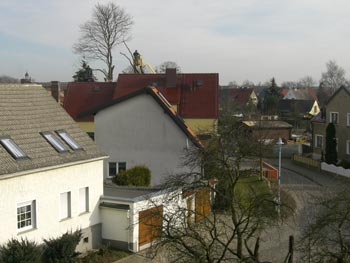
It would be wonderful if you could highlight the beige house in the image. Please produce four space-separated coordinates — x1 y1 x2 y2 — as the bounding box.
311 86 350 161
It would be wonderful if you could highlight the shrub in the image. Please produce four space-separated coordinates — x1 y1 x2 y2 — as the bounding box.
113 165 151 187
113 170 128 185
42 230 82 263
0 238 41 263
339 159 350 169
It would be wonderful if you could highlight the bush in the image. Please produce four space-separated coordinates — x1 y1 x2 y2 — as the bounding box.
113 165 151 186
0 238 41 263
42 230 82 263
339 159 350 169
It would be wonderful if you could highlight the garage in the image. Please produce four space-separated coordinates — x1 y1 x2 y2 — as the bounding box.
139 206 163 248
195 187 211 222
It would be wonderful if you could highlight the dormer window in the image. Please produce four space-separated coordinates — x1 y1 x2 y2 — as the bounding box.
56 130 82 150
41 132 67 153
0 137 27 159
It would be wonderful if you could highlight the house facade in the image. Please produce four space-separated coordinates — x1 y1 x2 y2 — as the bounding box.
311 86 350 161
82 87 202 186
112 70 219 135
0 84 107 251
219 87 258 116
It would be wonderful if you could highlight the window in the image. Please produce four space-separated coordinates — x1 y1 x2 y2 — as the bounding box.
41 132 67 153
108 162 126 177
56 130 82 150
347 113 350 127
60 192 71 220
17 200 36 231
79 187 89 213
315 135 323 148
330 112 339 124
347 140 350 155
0 137 27 159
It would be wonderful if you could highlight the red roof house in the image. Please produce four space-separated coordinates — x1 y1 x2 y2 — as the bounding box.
113 70 219 119
63 82 115 121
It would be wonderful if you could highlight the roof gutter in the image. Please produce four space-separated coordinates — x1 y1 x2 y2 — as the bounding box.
0 156 108 181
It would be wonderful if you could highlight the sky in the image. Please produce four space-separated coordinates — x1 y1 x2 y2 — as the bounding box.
1 0 350 85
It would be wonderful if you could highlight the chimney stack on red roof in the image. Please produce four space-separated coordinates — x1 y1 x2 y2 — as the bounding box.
165 68 177 88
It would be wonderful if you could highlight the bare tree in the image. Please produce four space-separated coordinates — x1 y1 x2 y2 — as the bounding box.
299 189 350 262
148 116 292 262
320 60 347 95
156 61 181 73
73 2 133 81
298 76 315 88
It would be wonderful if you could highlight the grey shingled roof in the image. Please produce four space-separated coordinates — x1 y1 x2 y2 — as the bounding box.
0 84 106 176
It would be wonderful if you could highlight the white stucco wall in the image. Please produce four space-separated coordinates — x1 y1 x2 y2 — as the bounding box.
0 159 104 249
101 189 190 252
100 207 129 243
95 94 196 186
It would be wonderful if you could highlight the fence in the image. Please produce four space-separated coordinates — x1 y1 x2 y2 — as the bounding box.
292 154 320 170
262 161 278 181
321 162 350 178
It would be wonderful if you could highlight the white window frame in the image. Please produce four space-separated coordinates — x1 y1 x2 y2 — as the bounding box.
17 200 36 232
1 137 27 159
347 113 350 127
41 132 67 153
347 140 350 155
56 130 82 150
315 134 323 148
59 192 71 220
330 112 339 124
108 162 126 178
79 187 89 214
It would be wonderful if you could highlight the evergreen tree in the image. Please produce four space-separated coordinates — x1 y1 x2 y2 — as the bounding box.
325 122 337 164
263 77 281 114
72 60 96 82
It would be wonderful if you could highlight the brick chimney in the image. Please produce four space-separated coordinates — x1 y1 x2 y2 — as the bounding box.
165 68 177 88
51 81 60 103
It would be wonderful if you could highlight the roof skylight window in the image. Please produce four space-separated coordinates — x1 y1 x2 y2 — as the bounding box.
0 138 27 159
41 132 67 153
56 130 82 150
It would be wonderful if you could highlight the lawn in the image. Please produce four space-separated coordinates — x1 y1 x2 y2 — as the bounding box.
235 175 295 218
76 247 131 263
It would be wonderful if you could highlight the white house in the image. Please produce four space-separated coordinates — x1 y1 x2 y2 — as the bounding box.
81 87 203 186
0 84 107 252
100 183 212 252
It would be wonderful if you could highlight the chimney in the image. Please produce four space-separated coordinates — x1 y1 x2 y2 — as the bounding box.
51 81 60 103
165 68 177 88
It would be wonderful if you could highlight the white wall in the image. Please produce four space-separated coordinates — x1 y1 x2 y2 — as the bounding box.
101 189 189 252
95 94 196 186
101 207 129 242
0 160 104 250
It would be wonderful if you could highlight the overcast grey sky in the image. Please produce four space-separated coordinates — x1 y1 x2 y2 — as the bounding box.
1 0 349 85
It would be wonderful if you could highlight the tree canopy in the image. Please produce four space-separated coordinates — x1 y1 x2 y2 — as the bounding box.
73 2 133 81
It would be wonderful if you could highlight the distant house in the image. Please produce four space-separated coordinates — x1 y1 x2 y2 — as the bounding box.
80 87 202 186
242 120 293 142
114 70 219 135
311 86 350 161
219 87 258 116
0 84 107 251
278 99 320 119
283 87 318 101
63 82 116 138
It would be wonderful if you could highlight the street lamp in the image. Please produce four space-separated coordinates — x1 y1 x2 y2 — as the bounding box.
276 137 284 216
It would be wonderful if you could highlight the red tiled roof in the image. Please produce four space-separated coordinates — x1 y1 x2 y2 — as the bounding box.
114 73 219 118
63 82 116 121
224 88 254 107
